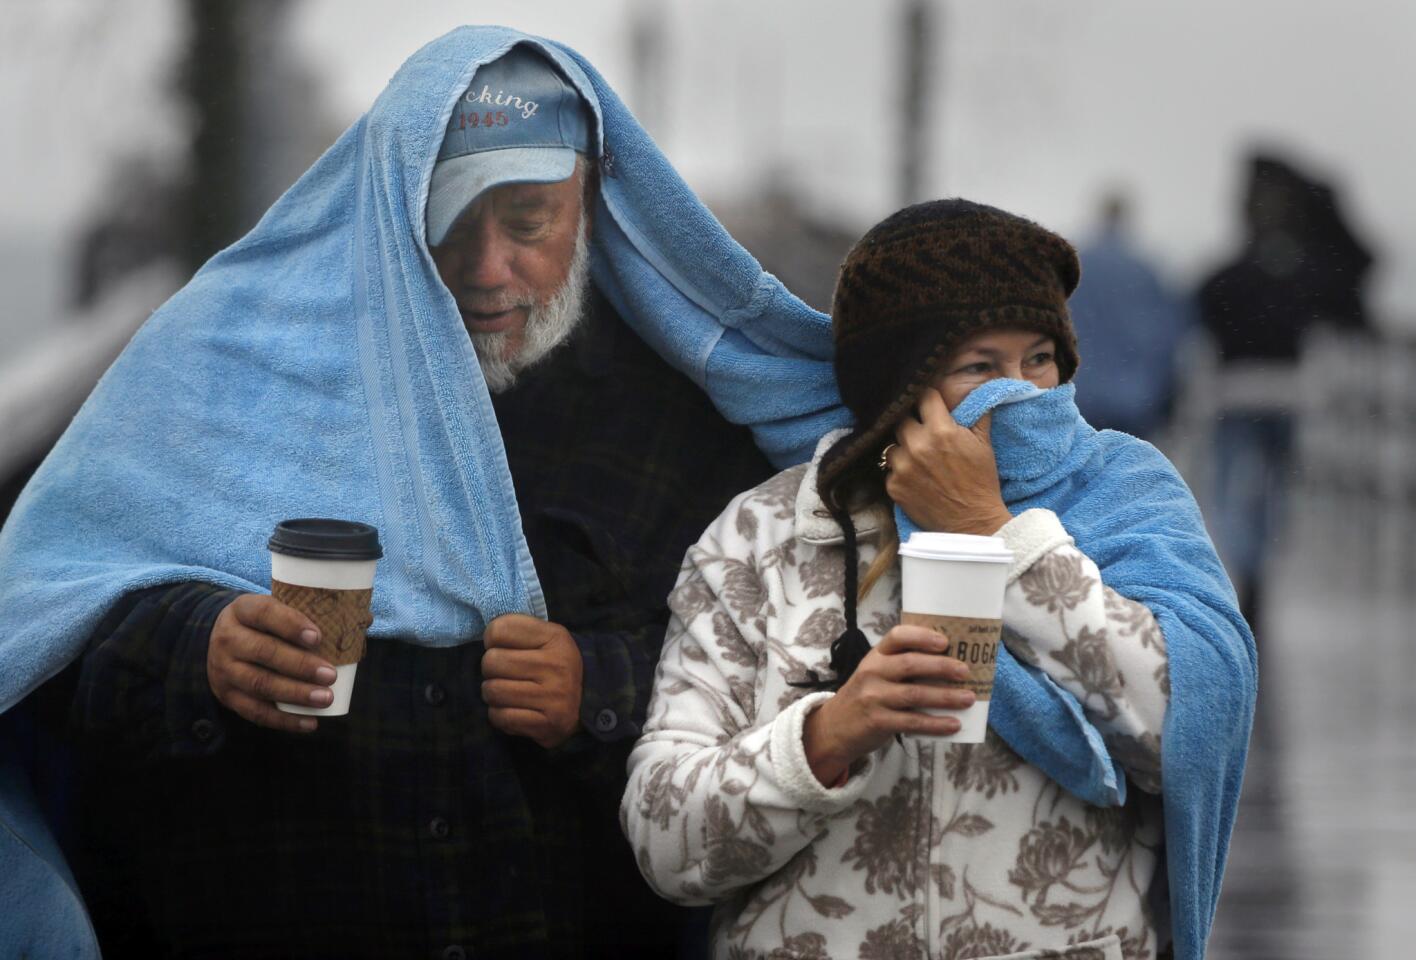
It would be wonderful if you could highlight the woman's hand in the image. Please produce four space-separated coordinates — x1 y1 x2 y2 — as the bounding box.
802 625 977 786
884 387 1012 536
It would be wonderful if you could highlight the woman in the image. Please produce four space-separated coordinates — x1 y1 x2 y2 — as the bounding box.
622 200 1256 960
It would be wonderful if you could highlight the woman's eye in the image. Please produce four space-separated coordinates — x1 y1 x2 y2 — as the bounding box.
1028 352 1054 366
961 362 992 375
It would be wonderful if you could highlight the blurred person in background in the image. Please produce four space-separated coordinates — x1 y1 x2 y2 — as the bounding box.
1070 190 1192 442
624 200 1255 960
1197 152 1374 631
0 28 850 959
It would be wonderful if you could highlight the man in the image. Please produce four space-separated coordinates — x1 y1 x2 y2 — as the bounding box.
0 31 846 959
1068 190 1191 442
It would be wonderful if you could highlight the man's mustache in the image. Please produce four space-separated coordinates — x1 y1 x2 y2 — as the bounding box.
457 290 539 313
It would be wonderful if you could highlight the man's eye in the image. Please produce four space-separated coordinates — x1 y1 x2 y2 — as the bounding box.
437 226 469 246
508 220 548 235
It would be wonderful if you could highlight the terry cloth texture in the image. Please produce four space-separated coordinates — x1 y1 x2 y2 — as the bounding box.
824 199 1080 487
0 727 100 960
894 378 1257 960
0 26 849 717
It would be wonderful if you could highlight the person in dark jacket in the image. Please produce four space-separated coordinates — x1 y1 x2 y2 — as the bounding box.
1198 151 1374 630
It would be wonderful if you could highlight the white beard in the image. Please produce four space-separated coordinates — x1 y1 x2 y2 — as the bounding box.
469 217 591 394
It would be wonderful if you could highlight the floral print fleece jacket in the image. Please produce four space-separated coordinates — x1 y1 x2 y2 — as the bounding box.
623 432 1172 960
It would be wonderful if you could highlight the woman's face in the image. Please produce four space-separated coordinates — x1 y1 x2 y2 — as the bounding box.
931 328 1060 410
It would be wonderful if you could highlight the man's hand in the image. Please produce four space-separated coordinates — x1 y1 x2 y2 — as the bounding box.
208 594 338 733
481 614 584 749
885 388 1013 536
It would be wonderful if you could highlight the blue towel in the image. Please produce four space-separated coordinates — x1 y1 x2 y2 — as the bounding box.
0 714 100 960
895 379 1256 960
0 26 850 717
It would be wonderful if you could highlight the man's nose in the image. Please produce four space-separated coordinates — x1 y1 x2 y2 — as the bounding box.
460 223 516 290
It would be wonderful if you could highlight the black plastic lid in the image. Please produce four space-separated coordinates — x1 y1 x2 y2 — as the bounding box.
268 519 383 561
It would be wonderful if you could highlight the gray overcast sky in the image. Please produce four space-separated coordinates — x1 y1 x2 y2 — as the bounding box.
5 0 1414 332
289 0 1416 328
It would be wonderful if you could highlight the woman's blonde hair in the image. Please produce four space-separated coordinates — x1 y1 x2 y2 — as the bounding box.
858 510 899 604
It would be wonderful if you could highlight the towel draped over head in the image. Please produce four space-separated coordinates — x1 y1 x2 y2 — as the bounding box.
0 25 851 715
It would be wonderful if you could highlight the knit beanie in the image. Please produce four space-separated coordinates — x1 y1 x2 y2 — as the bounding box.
820 198 1081 493
795 199 1080 693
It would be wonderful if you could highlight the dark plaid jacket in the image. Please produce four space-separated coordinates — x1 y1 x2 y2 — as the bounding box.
68 291 773 960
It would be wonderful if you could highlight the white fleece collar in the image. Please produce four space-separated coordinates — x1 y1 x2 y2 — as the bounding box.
794 429 888 545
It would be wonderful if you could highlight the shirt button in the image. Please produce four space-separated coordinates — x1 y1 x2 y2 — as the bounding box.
191 718 216 743
442 946 467 960
594 708 617 733
423 682 446 706
428 816 450 840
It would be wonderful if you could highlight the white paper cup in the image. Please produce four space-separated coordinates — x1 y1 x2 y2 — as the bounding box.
267 519 381 718
897 531 1012 742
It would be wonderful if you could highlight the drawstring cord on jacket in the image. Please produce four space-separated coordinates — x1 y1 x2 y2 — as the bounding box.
790 504 872 693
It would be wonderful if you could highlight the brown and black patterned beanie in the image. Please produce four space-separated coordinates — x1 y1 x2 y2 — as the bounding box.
821 198 1081 491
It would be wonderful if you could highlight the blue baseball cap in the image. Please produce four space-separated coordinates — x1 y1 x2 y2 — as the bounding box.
426 47 593 246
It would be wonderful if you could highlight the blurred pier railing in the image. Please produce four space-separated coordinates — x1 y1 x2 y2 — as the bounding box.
0 264 180 516
1294 326 1416 593
1167 323 1416 592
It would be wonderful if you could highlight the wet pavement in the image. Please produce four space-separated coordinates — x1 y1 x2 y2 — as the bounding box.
1207 492 1416 958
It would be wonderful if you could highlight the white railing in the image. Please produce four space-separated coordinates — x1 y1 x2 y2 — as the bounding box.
1293 326 1416 594
1163 323 1416 595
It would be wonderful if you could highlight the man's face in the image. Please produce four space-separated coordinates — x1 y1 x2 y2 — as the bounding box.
430 168 589 389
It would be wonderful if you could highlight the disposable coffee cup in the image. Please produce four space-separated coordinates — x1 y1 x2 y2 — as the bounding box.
267 519 382 717
897 531 1013 743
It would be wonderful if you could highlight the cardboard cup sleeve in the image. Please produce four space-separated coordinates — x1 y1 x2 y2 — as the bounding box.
270 581 374 667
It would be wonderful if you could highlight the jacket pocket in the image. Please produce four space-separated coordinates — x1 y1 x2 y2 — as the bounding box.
525 506 635 628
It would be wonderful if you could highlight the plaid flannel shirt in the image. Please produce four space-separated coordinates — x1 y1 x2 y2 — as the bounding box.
69 291 773 959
